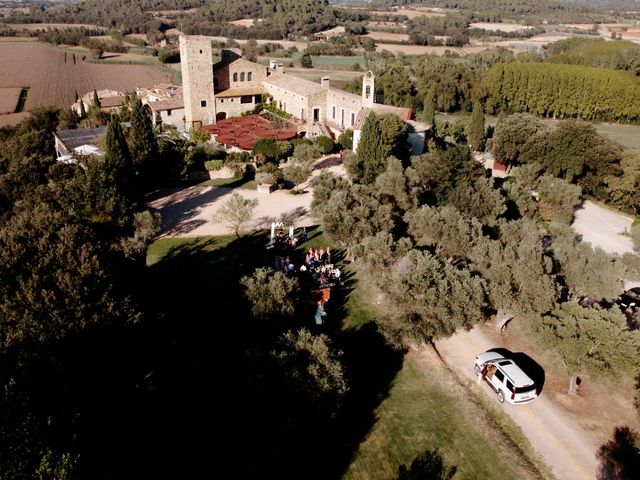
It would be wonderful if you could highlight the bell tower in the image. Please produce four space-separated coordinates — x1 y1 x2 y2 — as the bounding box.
179 35 217 130
362 70 375 107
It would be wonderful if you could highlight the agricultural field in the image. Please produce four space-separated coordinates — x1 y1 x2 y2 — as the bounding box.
368 8 446 19
0 22 107 31
0 87 22 114
363 31 410 42
469 22 533 32
0 42 172 125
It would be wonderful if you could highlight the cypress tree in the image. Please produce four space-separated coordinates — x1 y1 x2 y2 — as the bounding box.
74 90 79 102
421 89 435 128
79 99 86 119
357 112 386 184
93 88 101 108
129 96 158 169
467 102 485 151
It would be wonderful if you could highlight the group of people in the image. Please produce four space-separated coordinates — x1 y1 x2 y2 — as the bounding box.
266 227 343 326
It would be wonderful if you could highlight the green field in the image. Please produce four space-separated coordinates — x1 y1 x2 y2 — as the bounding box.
147 230 545 479
436 112 640 151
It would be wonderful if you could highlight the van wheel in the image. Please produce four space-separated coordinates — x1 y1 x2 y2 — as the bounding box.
474 365 480 376
497 390 505 403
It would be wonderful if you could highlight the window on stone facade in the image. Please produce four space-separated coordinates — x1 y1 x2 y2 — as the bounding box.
351 112 355 126
233 73 238 82
332 105 336 119
248 72 252 81
201 100 207 107
240 72 245 81
365 85 371 99
199 50 202 54
167 109 172 116
241 95 252 104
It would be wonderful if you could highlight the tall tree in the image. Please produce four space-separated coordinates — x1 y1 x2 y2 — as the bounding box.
129 96 158 170
92 88 101 108
491 113 544 166
79 99 86 119
353 112 386 184
466 101 485 151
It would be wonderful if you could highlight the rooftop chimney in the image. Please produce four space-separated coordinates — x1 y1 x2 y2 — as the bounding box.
321 77 330 89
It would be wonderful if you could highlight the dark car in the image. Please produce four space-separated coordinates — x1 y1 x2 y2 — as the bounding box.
617 287 640 311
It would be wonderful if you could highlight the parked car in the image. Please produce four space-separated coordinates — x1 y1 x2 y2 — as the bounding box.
617 287 640 312
474 351 537 405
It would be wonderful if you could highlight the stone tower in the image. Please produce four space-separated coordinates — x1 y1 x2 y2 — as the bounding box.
179 35 217 130
362 70 375 107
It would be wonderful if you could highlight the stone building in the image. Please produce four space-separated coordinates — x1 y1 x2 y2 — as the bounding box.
179 35 428 154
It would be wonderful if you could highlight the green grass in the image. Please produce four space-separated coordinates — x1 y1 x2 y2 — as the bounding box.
311 55 365 67
195 176 256 189
343 355 543 480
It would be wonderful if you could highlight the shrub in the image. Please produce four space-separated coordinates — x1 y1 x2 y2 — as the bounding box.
338 129 353 150
256 172 277 185
293 143 322 162
253 137 280 162
158 48 180 64
315 136 334 154
204 159 224 171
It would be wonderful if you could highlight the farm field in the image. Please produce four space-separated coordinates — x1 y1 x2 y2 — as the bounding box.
469 22 532 32
375 43 490 55
0 23 106 31
368 8 445 19
363 31 410 42
0 87 22 114
0 42 172 125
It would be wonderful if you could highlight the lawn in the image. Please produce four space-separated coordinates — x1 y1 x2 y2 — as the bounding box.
146 230 544 479
195 175 256 189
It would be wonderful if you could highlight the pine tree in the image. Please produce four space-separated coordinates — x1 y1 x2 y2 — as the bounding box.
466 102 485 151
93 88 101 108
74 90 79 102
129 96 158 168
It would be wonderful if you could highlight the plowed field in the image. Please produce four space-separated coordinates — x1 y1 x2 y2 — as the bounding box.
0 42 172 124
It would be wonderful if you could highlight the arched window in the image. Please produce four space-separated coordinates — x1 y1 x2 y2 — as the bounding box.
240 72 245 82
233 72 238 82
248 72 253 81
365 85 371 99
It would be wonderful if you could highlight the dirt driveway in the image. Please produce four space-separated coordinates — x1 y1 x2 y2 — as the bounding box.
148 156 345 237
572 201 634 255
435 327 599 480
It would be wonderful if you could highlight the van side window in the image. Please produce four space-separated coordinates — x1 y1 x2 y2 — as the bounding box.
506 380 514 392
495 370 504 382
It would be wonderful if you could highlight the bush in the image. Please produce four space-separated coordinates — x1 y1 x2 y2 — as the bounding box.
293 143 322 162
256 172 277 185
204 159 224 171
158 48 180 64
253 137 280 163
338 129 353 150
315 136 334 154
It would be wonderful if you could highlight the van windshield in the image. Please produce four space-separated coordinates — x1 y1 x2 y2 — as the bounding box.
514 385 535 394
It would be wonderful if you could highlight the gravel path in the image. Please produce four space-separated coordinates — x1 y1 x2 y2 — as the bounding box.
572 201 634 255
435 327 599 480
148 157 345 237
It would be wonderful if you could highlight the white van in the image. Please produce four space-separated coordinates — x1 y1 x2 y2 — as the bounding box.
474 351 538 405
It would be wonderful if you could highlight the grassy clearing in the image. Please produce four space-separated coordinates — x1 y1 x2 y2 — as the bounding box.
343 353 546 480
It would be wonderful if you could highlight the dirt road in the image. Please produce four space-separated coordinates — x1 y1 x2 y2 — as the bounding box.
435 327 599 480
572 201 634 255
